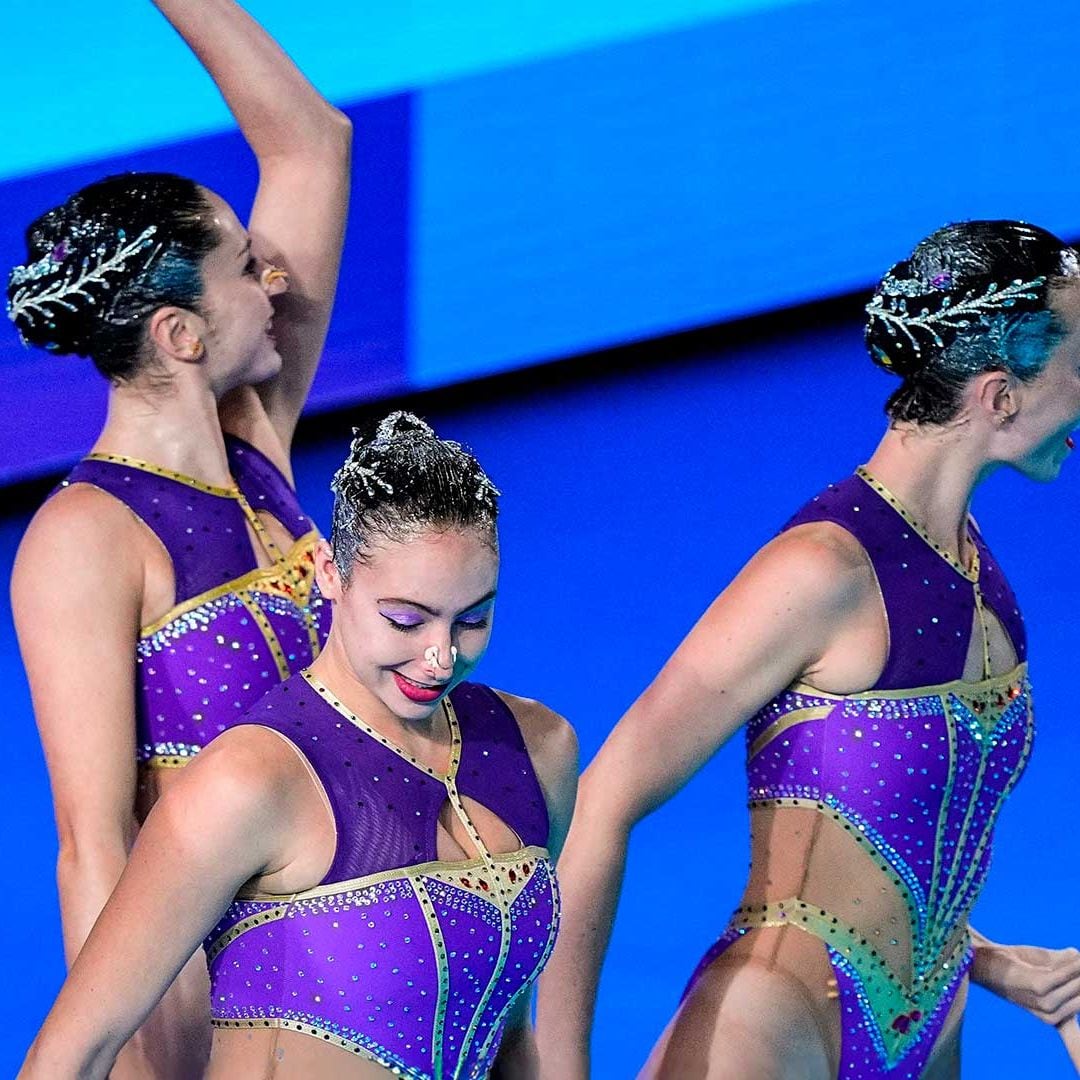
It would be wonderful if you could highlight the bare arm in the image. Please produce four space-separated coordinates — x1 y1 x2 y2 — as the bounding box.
152 0 352 464
18 727 305 1079
534 526 881 1078
13 489 143 966
14 487 223 1076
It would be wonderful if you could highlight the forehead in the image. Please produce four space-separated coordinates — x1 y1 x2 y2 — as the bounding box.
1050 274 1080 331
198 187 246 252
353 527 498 592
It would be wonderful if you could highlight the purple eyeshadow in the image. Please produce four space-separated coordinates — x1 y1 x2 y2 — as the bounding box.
379 610 424 626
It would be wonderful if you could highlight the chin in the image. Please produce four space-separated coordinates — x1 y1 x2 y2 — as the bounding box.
1013 456 1064 484
250 347 284 385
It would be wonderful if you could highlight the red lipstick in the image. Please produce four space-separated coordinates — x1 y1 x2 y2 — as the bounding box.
392 671 446 704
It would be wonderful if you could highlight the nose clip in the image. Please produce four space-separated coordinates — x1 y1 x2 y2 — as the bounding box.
262 265 289 294
423 645 458 671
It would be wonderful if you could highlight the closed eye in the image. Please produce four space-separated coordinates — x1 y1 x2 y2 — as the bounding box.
455 615 490 630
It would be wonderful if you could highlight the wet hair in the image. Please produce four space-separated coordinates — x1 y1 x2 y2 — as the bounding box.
6 172 218 381
330 411 501 581
865 220 1080 425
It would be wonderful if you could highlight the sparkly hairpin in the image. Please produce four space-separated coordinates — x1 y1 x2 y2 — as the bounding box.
475 475 501 504
866 275 1046 360
7 225 160 332
332 460 394 501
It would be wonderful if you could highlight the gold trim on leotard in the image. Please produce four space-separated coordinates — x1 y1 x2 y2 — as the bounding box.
855 466 979 582
301 670 461 782
748 705 834 761
138 529 320 638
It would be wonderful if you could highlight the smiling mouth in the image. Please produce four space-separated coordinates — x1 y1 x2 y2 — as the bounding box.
396 672 444 690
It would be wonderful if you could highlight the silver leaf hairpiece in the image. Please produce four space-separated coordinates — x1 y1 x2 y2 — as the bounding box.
866 275 1046 358
7 225 161 331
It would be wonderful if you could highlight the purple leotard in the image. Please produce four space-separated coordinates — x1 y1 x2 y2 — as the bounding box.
205 673 558 1078
59 435 328 767
686 469 1033 1078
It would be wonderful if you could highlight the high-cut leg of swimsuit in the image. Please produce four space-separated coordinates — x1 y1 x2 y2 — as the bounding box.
205 673 559 1079
685 469 1033 1078
59 435 329 768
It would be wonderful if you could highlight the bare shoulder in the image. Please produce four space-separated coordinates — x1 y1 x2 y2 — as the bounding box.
491 690 578 855
18 482 142 558
193 723 310 788
492 690 578 777
12 483 145 604
169 724 311 820
747 520 878 612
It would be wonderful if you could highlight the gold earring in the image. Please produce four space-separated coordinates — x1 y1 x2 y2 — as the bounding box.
189 340 205 359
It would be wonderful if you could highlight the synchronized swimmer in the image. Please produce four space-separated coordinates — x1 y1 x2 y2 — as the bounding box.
8 4 1080 1078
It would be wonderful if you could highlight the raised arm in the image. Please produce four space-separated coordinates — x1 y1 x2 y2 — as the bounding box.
18 727 305 1079
534 525 883 1078
152 0 352 461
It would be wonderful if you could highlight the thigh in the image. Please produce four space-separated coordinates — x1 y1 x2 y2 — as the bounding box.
639 928 839 1080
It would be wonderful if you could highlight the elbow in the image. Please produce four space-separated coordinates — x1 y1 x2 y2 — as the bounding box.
559 801 630 873
54 818 135 892
574 770 635 841
327 105 353 140
310 103 353 157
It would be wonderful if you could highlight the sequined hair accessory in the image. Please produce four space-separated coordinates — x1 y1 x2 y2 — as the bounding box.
330 411 501 581
7 225 161 346
866 272 1046 375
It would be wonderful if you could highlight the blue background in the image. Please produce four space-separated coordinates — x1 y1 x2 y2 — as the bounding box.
6 0 1080 481
3 1 1080 1076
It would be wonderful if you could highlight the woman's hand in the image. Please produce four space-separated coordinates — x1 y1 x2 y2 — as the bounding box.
971 932 1080 1026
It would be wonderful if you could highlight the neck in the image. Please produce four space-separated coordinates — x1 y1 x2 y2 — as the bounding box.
863 423 994 564
307 629 444 738
93 370 232 486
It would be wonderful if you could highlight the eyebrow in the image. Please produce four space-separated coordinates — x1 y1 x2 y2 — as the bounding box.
376 590 497 617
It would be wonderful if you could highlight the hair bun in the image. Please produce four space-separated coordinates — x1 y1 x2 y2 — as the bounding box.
865 276 934 381
375 411 435 442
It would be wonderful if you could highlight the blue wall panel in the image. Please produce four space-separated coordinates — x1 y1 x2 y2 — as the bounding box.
411 0 1080 385
6 2 1080 480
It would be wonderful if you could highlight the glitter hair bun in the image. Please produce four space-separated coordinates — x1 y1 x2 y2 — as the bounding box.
330 411 500 578
6 173 217 379
864 221 1079 425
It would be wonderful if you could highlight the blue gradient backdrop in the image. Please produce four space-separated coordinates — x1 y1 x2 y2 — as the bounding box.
6 0 1080 480
3 1 1080 1075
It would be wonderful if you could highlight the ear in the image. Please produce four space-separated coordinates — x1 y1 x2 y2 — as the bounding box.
146 306 206 363
314 538 345 601
970 370 1019 426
